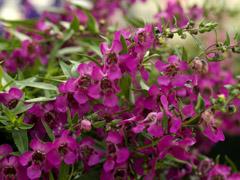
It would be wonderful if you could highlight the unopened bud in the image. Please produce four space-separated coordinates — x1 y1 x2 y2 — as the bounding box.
216 94 226 105
227 105 237 113
191 57 208 74
190 29 198 35
81 119 92 131
181 33 187 39
154 27 161 35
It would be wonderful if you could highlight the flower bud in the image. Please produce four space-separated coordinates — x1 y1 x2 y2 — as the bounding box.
154 27 161 36
190 29 198 35
227 104 237 114
181 33 187 39
191 57 208 74
158 37 165 44
216 94 226 106
81 119 92 131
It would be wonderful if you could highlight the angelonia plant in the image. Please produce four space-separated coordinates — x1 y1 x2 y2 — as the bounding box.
1 0 240 179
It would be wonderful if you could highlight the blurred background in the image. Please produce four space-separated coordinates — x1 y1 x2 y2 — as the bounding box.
1 0 240 33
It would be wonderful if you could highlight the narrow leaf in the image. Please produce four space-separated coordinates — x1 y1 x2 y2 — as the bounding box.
120 35 128 54
70 16 79 32
25 97 56 103
12 130 28 153
195 94 205 113
42 120 55 141
86 12 99 33
59 61 72 78
59 163 70 180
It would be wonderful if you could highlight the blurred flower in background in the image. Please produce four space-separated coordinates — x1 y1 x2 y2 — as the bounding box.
0 0 63 19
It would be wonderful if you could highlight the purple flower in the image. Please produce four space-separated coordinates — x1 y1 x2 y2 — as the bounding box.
201 109 225 143
25 102 67 138
88 66 120 107
229 173 240 180
207 165 231 180
101 163 128 180
100 32 123 80
22 0 39 19
155 3 186 27
78 137 102 168
0 87 23 109
19 139 52 179
102 131 130 176
133 25 154 55
0 144 12 157
47 131 77 168
132 112 164 138
3 50 24 73
0 156 27 180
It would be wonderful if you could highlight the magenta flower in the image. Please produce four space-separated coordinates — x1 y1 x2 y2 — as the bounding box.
100 32 124 80
78 137 102 168
132 112 164 138
0 156 27 180
47 131 77 168
25 102 67 138
134 25 154 54
0 87 23 109
103 131 130 176
19 139 52 179
0 144 12 157
88 66 120 107
201 109 225 143
155 0 193 27
207 165 231 180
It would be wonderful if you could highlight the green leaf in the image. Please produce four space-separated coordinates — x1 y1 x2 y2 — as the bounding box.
162 113 168 132
19 123 34 130
225 155 238 172
17 81 58 91
80 41 102 57
42 120 55 141
99 35 110 44
143 54 160 63
79 166 101 180
49 29 74 61
57 46 83 56
119 75 131 100
0 18 36 27
125 17 145 28
234 32 240 42
8 29 31 41
93 121 106 128
12 103 33 115
59 163 70 180
120 35 128 54
224 32 230 46
59 61 72 78
173 16 178 28
25 97 56 103
77 53 101 66
14 77 36 89
49 172 55 180
70 0 92 9
140 79 149 91
12 130 28 153
181 47 188 61
86 12 99 34
70 16 79 32
195 94 205 113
